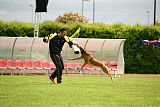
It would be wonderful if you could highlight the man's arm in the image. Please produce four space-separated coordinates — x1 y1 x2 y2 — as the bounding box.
64 36 74 47
43 33 57 43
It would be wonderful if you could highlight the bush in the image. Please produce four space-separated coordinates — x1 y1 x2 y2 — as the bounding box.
0 20 7 36
0 20 34 37
0 20 160 74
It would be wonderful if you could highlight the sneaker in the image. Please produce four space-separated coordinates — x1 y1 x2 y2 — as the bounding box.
49 76 56 84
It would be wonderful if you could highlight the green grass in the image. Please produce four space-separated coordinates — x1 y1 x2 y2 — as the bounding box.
0 76 160 107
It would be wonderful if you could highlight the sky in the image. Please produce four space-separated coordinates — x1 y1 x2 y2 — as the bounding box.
0 0 159 25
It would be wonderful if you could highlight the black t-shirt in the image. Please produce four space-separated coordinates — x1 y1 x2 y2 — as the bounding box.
49 34 66 55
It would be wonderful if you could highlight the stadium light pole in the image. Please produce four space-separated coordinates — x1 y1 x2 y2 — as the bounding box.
30 4 33 24
82 0 90 19
93 0 95 23
146 10 149 25
154 0 156 25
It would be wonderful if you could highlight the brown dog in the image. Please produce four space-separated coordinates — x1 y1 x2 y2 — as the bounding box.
69 46 114 82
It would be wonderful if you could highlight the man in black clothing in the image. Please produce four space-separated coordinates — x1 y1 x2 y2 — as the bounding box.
43 28 73 84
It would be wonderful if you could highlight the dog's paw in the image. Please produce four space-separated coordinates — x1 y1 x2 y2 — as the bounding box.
68 58 73 60
112 79 114 83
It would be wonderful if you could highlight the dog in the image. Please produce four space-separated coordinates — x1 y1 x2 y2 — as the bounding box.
69 46 114 82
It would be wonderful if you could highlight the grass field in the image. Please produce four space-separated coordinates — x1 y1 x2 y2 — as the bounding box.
0 76 160 107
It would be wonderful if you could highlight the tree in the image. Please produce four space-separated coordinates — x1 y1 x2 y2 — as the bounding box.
55 12 88 24
155 19 160 26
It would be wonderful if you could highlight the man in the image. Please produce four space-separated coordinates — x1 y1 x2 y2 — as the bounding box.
43 28 73 84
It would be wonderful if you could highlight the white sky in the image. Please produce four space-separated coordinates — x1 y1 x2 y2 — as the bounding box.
0 0 159 25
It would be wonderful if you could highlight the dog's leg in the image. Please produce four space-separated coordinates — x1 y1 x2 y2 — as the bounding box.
80 62 87 76
100 64 114 82
68 56 82 60
81 62 87 69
